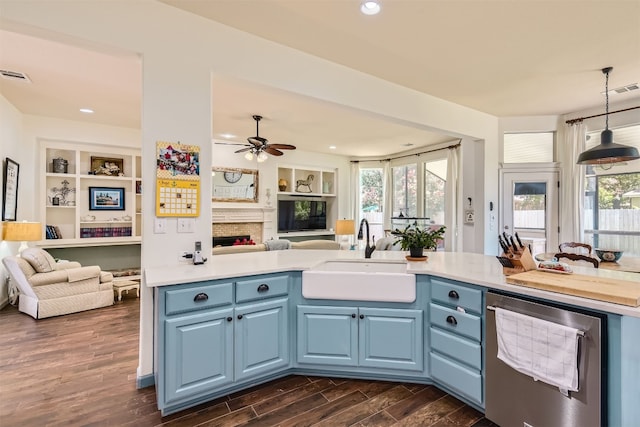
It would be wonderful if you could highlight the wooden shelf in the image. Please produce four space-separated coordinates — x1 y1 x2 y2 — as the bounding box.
40 140 142 244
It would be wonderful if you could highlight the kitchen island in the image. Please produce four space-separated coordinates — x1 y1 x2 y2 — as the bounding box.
147 250 639 425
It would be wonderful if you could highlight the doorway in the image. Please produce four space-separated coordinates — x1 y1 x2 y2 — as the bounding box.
500 170 559 256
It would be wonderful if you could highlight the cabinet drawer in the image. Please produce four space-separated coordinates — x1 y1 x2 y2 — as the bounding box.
430 327 481 370
236 274 289 303
430 352 482 405
165 281 233 316
430 303 481 342
431 278 483 313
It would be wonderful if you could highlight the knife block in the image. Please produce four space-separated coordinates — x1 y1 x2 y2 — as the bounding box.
501 246 537 276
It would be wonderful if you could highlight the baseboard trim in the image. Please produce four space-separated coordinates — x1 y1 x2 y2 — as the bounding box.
137 373 155 389
0 297 8 311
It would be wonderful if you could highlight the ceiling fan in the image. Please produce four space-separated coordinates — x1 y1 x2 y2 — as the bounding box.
222 115 296 161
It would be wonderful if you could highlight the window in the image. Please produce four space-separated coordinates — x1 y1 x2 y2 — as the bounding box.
513 182 546 230
393 164 417 217
424 159 447 224
504 132 554 163
584 171 640 256
583 124 640 256
359 167 384 241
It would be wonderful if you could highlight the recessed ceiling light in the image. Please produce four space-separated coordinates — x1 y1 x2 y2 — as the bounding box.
329 145 337 150
219 133 236 139
361 1 381 15
79 108 94 114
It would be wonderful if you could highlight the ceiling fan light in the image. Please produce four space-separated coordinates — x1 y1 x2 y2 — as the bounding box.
244 151 254 161
361 1 381 15
257 151 268 162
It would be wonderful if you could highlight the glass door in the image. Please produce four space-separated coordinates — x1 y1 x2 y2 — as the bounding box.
501 171 559 256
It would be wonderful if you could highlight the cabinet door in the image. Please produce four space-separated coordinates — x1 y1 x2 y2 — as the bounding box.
297 305 358 367
234 298 289 382
359 307 423 371
164 308 233 404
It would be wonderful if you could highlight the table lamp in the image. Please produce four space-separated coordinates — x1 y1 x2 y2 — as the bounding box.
335 219 355 250
2 221 42 254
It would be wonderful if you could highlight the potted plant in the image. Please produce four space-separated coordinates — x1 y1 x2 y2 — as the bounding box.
392 222 446 258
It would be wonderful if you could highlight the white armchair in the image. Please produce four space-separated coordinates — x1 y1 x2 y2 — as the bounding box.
2 248 114 319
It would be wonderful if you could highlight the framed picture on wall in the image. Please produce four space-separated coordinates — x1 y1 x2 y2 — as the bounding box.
89 187 125 210
2 157 19 221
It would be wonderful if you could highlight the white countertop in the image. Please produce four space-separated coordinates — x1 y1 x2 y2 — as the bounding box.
145 250 640 318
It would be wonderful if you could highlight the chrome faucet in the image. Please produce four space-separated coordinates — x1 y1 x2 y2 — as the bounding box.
357 218 376 258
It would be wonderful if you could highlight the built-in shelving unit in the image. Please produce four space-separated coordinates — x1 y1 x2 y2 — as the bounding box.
38 140 142 248
277 165 336 197
276 164 338 241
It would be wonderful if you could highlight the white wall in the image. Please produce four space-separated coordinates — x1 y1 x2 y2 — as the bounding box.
212 142 351 220
1 0 500 382
0 94 26 307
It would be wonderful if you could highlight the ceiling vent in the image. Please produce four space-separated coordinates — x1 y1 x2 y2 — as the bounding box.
0 69 31 83
602 83 638 96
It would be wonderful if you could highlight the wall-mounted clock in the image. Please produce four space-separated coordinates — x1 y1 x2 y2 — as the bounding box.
223 171 243 183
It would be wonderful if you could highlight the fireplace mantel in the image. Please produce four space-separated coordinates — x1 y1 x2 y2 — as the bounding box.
212 205 276 242
212 206 275 223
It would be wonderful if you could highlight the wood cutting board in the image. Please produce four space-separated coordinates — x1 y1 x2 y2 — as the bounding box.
505 270 640 307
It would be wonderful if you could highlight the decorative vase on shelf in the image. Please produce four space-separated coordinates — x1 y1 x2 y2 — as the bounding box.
278 179 288 192
323 181 331 194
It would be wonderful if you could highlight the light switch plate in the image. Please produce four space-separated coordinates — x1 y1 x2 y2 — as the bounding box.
154 217 167 234
177 218 195 233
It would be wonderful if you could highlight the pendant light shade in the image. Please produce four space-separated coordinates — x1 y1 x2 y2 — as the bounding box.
577 67 640 165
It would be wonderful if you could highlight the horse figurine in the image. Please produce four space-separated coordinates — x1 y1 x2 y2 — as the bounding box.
296 174 314 193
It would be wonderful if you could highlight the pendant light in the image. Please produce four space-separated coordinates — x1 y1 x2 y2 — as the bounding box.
577 67 640 165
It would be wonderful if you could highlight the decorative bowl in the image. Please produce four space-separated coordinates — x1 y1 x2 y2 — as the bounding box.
595 249 623 262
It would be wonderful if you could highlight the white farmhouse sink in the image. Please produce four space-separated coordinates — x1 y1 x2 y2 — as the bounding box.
312 260 408 273
302 260 415 303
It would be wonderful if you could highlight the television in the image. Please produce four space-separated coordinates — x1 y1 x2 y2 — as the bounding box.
278 200 327 232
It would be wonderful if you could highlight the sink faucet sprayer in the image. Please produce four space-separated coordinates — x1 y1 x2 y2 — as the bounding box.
357 219 376 258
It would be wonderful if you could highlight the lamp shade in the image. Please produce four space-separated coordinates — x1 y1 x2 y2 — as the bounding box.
577 67 640 165
576 129 640 165
335 219 355 235
3 221 42 242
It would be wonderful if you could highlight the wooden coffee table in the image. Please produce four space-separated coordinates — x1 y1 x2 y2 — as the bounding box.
112 280 140 301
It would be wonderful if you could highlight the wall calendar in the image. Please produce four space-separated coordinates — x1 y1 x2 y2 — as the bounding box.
155 142 200 217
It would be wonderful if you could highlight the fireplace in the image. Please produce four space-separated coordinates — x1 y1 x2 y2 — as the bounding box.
213 235 251 247
212 206 275 245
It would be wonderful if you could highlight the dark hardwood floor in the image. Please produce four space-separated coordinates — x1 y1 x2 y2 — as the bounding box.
0 295 497 427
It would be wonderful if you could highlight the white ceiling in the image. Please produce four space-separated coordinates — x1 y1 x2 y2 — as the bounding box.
1 1 639 157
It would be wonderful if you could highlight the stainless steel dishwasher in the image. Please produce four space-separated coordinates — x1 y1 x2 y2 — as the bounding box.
485 292 606 427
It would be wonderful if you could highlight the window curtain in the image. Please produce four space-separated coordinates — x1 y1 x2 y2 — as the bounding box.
382 160 392 232
558 122 586 244
350 162 361 225
444 146 460 251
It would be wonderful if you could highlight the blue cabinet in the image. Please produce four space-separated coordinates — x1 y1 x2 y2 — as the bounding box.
297 305 358 366
235 298 289 381
297 305 423 372
164 307 234 404
157 274 291 415
428 277 484 406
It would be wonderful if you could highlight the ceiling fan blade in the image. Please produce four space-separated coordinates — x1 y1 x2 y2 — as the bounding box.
268 144 296 150
234 147 253 153
248 136 267 147
215 142 248 146
264 147 284 156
